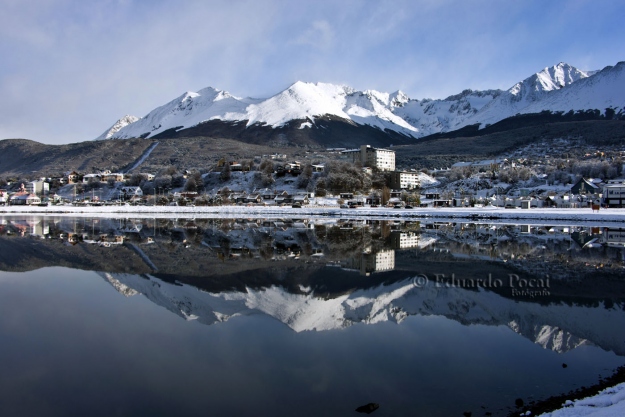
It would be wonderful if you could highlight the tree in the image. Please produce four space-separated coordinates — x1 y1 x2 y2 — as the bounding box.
84 177 101 192
242 159 254 172
186 171 204 191
171 174 185 188
155 175 172 191
126 173 146 186
382 186 390 205
605 107 615 120
297 164 313 189
184 177 198 192
260 159 274 175
371 171 388 189
220 161 231 182
219 186 231 205
323 161 370 193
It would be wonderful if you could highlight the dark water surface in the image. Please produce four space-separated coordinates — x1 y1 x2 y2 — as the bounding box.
1 216 624 416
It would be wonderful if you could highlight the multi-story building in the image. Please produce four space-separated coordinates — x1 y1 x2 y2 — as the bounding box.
390 171 422 189
25 180 49 196
603 182 625 208
342 145 395 171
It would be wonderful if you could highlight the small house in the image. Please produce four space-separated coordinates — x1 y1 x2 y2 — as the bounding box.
246 194 262 204
118 186 143 201
570 178 601 196
292 195 310 205
67 171 80 184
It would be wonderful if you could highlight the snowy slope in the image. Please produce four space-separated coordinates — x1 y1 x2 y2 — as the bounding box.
105 87 258 139
96 115 140 140
520 61 625 116
459 62 619 128
393 89 503 137
98 61 624 140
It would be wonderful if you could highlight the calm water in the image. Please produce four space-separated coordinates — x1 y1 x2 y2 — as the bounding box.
1 216 624 417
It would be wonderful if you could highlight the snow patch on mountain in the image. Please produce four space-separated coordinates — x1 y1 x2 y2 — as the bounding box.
394 89 504 136
459 62 593 128
99 61 624 141
520 61 625 116
106 87 258 139
96 115 140 140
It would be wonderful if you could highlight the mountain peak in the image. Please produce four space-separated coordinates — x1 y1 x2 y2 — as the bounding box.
390 90 410 107
98 59 624 142
507 62 588 101
95 114 140 140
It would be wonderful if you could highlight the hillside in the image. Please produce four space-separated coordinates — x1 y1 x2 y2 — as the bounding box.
0 136 307 178
0 138 152 178
3 117 625 178
394 119 625 169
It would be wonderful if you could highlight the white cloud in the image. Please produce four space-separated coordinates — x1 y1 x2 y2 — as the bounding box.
0 0 624 144
293 20 334 50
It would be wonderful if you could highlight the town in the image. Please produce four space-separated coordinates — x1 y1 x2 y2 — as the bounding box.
1 143 624 210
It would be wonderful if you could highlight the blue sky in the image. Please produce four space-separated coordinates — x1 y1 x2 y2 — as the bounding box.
1 0 624 144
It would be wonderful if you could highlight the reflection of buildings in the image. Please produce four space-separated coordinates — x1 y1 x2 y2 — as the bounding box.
9 217 50 237
341 249 395 276
389 231 436 250
604 228 625 248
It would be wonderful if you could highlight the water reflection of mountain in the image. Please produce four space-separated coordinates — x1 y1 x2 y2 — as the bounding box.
3 215 625 355
99 271 625 356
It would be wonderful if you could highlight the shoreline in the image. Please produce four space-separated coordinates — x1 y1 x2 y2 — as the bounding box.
509 366 625 417
1 205 625 224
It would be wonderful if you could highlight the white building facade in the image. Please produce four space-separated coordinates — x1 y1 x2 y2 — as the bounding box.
390 171 421 189
25 180 49 196
603 182 625 208
342 145 395 171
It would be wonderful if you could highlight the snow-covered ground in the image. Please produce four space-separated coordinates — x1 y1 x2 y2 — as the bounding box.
1 205 625 226
536 382 625 417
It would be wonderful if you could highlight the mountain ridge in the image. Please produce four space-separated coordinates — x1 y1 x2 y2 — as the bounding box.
99 61 625 145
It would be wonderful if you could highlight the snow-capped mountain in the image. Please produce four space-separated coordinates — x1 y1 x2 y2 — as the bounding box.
460 62 597 128
393 88 503 136
96 115 140 140
98 61 625 142
101 82 421 140
100 271 625 355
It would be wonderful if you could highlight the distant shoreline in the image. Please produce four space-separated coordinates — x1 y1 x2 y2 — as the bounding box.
1 205 625 224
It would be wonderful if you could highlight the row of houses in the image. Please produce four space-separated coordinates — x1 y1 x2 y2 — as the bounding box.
0 184 54 206
76 170 155 184
418 178 625 209
163 189 313 206
567 178 625 208
214 189 312 205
